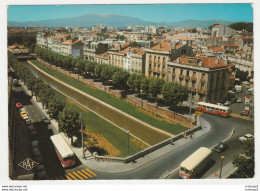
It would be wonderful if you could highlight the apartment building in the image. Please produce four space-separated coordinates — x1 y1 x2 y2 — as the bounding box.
36 32 48 48
144 41 193 80
212 25 235 37
122 47 145 74
83 42 109 61
50 34 71 54
166 56 233 102
60 39 85 58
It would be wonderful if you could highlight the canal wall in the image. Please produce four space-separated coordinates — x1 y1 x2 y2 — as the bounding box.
36 58 192 127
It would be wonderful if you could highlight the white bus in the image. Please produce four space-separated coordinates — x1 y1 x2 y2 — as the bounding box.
50 134 75 168
179 147 212 179
197 102 231 117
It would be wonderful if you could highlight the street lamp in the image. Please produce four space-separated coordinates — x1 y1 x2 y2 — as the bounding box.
127 131 130 156
80 112 84 159
219 156 225 179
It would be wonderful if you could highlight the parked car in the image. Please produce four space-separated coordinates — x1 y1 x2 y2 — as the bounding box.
34 164 48 180
245 106 250 111
241 110 249 116
231 98 238 103
20 111 29 120
16 102 23 109
214 142 228 153
246 85 250 89
244 94 250 99
224 101 231 106
237 98 242 103
42 116 50 124
25 119 32 125
31 140 39 149
239 134 254 142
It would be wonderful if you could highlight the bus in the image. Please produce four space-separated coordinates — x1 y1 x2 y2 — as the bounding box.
196 102 231 117
50 134 75 168
179 147 212 179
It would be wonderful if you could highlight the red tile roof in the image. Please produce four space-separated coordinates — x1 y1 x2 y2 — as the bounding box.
54 34 71 39
223 44 239 47
172 56 226 69
61 39 83 45
241 36 253 40
213 46 224 53
152 42 171 51
213 25 223 28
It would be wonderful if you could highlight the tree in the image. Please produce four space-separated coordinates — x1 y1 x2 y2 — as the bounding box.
135 75 144 95
229 22 253 33
162 82 189 111
100 65 119 84
149 78 165 101
112 70 130 90
140 77 150 96
235 69 249 82
127 73 137 91
85 61 96 77
58 106 81 145
232 139 254 178
47 96 65 120
94 64 105 79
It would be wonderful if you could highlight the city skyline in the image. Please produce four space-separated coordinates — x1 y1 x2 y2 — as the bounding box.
8 4 253 23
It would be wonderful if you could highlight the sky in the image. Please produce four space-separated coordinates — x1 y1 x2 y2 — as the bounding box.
7 4 253 23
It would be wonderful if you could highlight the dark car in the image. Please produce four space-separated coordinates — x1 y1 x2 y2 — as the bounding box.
42 116 50 124
241 110 249 116
214 142 228 153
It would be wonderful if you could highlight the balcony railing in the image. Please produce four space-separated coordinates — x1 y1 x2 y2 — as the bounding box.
201 78 205 84
179 74 184 80
191 76 196 82
185 76 190 81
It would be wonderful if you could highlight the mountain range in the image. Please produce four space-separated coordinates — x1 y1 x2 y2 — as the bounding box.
8 13 236 28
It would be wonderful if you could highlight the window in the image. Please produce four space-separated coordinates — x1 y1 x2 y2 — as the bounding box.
187 71 190 76
181 49 187 54
181 70 183 75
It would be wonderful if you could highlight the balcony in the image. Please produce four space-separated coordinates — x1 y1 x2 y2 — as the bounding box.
179 74 184 80
201 78 205 84
191 76 196 82
185 76 190 81
199 89 205 94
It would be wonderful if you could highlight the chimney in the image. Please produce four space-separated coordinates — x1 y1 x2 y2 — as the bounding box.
215 59 219 64
177 58 180 63
119 44 121 52
199 61 202 67
159 42 161 48
148 42 151 49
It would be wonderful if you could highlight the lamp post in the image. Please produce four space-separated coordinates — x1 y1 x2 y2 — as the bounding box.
219 156 225 179
127 131 130 156
80 112 84 159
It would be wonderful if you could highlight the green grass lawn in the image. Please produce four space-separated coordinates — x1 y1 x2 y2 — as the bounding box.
30 60 188 135
54 90 145 158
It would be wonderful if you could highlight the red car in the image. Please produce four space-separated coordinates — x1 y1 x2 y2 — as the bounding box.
244 94 250 99
16 102 23 109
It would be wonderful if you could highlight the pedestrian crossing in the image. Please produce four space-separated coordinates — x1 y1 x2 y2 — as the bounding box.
230 113 250 120
66 168 97 180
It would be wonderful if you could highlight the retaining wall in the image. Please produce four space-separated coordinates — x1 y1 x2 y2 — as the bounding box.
94 125 202 163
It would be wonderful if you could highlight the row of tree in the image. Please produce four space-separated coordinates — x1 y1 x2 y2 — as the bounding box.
34 46 189 110
9 53 81 145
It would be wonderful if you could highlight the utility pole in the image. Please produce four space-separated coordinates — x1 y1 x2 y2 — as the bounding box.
127 131 130 156
219 156 225 179
80 112 84 159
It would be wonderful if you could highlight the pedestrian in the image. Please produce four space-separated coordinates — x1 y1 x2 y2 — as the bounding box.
190 133 193 139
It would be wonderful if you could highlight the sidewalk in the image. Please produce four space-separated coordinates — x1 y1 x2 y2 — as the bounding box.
21 83 210 174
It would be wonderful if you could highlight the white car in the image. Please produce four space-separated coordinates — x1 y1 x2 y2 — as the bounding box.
245 106 250 110
239 134 254 142
237 98 242 103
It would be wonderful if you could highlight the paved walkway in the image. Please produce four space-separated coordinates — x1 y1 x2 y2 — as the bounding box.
21 81 236 178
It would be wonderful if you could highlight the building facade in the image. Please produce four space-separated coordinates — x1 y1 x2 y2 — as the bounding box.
166 56 233 103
